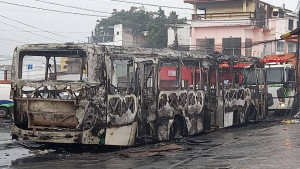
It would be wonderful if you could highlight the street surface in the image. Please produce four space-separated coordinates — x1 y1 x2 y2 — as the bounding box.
1 117 300 169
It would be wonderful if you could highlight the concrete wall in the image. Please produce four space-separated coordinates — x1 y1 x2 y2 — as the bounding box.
98 24 123 46
195 0 256 13
168 25 191 48
191 25 279 57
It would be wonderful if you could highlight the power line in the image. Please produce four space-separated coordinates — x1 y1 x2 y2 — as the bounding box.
110 0 193 10
0 20 64 42
0 37 27 44
33 0 112 14
0 14 84 42
0 1 110 17
0 30 90 34
86 0 192 15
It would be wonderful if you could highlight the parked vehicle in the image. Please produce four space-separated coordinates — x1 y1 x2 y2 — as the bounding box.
0 73 13 118
261 53 296 114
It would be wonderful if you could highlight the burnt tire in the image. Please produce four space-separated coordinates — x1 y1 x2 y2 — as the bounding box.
169 117 187 140
0 107 8 118
203 109 211 131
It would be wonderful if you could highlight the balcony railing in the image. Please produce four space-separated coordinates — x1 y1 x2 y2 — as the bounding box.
192 12 255 20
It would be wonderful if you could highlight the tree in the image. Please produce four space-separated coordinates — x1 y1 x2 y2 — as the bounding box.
94 7 187 49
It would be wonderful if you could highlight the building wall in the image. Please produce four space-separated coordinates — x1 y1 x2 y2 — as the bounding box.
168 25 191 49
195 0 256 13
97 24 123 46
188 0 298 58
191 25 282 57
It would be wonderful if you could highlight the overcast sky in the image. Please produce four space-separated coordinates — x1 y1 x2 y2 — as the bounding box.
0 0 298 62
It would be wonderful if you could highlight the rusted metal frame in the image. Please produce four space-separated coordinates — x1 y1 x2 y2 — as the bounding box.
113 99 121 113
45 56 50 80
177 59 182 90
139 61 150 136
263 68 268 117
18 55 24 79
14 97 76 102
144 67 153 88
26 98 31 128
126 97 134 111
140 63 145 112
216 67 220 97
53 57 57 81
126 61 131 93
199 61 204 90
109 54 154 60
105 54 111 124
206 67 210 97
192 67 196 91
80 58 84 81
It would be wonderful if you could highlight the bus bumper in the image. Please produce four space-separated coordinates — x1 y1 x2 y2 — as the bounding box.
11 122 137 146
11 125 100 144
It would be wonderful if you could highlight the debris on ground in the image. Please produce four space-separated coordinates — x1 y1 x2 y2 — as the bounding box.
187 139 212 144
119 144 185 158
281 119 300 125
30 149 55 155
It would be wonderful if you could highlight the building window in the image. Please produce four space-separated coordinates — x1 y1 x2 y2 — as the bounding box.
222 38 241 56
276 41 284 53
288 19 294 30
288 43 296 53
245 38 252 57
116 32 119 35
196 38 214 54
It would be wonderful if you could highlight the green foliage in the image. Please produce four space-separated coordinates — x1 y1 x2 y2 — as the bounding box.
94 7 186 49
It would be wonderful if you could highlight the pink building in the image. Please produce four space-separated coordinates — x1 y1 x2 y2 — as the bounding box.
184 0 298 57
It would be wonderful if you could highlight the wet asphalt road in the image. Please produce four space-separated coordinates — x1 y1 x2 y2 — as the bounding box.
1 117 300 169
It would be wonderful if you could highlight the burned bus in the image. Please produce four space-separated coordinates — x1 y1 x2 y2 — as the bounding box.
10 44 216 145
208 56 267 128
10 43 267 146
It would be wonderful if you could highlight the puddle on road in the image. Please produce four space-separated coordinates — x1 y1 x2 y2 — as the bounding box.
0 147 32 168
0 132 34 168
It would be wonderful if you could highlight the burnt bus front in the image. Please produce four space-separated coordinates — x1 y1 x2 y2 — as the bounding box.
10 44 135 145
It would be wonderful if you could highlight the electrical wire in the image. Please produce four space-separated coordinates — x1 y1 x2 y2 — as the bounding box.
110 0 193 10
33 0 112 14
0 37 27 44
0 14 84 42
0 30 90 34
0 1 110 17
86 0 192 15
0 20 64 42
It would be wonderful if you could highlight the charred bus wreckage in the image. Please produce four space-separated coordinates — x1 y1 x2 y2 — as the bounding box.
10 43 267 146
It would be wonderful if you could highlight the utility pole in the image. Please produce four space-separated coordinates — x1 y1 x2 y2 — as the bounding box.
174 14 179 50
296 8 300 94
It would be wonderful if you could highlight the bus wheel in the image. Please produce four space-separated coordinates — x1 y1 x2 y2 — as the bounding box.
169 117 186 140
240 109 246 124
0 107 8 118
203 109 211 131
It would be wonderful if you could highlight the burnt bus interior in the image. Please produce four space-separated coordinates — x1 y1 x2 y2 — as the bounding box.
106 54 212 142
13 49 88 130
